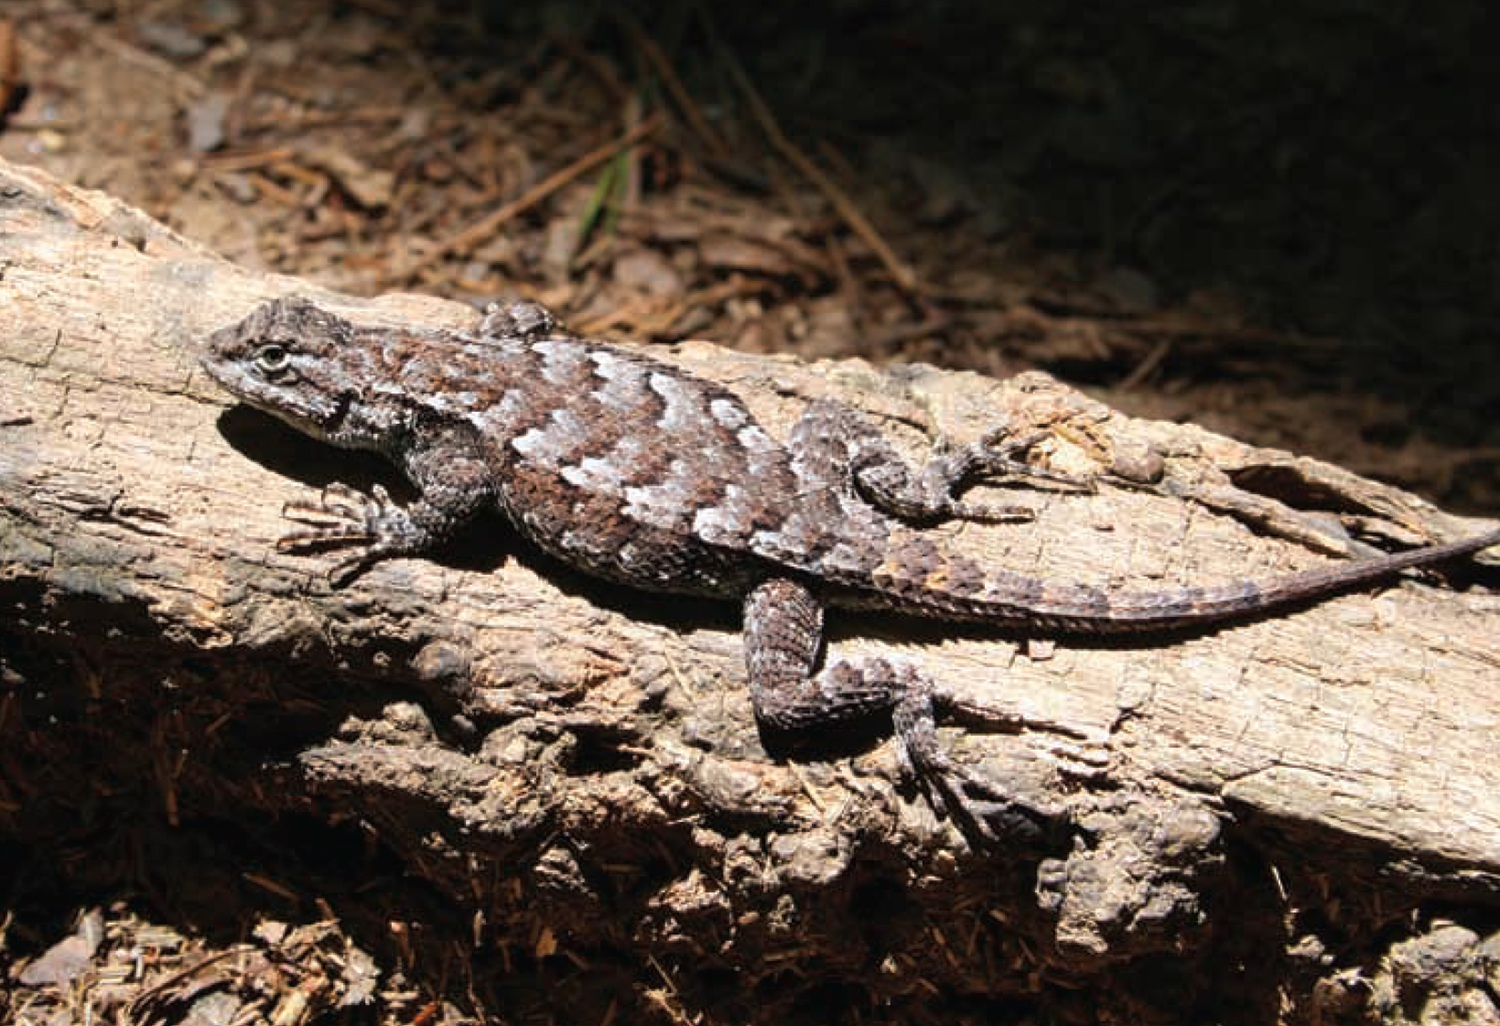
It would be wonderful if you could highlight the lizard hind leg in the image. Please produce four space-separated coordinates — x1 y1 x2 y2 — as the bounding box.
743 577 1053 843
788 399 1085 527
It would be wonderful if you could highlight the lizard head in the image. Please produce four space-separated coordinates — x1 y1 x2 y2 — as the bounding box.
200 297 357 441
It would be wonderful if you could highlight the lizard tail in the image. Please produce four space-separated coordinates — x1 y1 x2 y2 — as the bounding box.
843 525 1500 634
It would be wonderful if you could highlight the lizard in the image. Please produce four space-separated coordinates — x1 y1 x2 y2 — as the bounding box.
199 296 1500 839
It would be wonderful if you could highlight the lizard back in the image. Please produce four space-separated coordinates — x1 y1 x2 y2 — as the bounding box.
201 298 1499 621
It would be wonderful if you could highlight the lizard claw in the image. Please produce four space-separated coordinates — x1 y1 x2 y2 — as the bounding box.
893 685 1064 847
900 737 1057 846
853 422 1096 526
276 482 397 581
276 481 436 582
964 424 1096 496
279 482 384 548
918 424 1097 524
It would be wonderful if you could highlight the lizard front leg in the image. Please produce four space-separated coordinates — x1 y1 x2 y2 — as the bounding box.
280 432 495 581
743 577 1056 842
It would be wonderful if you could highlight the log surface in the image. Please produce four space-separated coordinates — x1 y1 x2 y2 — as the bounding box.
3 157 1498 1021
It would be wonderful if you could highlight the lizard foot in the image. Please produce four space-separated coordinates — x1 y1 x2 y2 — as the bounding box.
279 482 404 581
854 421 1094 526
893 681 1062 846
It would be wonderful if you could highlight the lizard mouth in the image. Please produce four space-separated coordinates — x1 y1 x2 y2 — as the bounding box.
280 388 353 443
324 390 353 431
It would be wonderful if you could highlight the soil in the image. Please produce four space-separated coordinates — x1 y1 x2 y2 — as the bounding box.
2 1 1496 1023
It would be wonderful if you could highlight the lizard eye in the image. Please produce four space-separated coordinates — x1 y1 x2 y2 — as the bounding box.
254 344 291 375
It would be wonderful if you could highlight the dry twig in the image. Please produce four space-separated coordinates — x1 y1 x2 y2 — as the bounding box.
397 113 665 282
618 16 730 159
720 50 918 294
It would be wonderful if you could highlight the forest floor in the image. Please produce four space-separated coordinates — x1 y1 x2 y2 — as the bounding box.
3 2 1495 1023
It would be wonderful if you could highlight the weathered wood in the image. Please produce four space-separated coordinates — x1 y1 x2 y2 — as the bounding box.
3 156 1498 1021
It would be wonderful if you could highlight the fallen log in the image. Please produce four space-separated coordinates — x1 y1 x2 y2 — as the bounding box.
3 157 1498 1024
